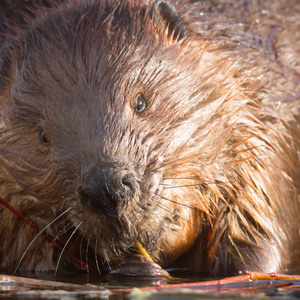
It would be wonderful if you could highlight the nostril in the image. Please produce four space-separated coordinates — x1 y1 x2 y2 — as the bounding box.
79 185 89 196
79 184 97 212
121 175 134 191
120 172 140 199
79 184 91 200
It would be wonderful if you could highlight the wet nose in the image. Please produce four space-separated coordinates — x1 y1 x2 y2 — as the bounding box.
79 165 138 216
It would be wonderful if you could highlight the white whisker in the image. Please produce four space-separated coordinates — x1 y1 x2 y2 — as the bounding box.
13 208 71 275
55 221 82 276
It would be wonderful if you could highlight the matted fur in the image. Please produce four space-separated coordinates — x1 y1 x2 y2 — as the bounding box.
0 0 299 276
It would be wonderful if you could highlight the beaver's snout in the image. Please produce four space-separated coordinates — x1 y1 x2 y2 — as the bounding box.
80 164 139 216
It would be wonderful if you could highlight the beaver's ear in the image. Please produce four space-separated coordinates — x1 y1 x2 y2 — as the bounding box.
150 0 186 42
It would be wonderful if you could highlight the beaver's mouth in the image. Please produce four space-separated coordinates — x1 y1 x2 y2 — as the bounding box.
76 202 177 257
75 168 193 268
68 191 198 274
107 242 171 278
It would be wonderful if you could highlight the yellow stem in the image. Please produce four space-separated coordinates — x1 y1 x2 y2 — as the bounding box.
135 241 154 262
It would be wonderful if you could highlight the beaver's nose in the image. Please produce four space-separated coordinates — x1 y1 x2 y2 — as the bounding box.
79 165 139 216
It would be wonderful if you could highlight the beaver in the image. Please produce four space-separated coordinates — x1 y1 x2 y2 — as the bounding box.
0 0 299 277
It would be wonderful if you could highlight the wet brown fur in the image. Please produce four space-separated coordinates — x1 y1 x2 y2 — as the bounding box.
0 0 299 276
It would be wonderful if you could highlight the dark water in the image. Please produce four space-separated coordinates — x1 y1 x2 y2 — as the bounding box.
1 269 300 300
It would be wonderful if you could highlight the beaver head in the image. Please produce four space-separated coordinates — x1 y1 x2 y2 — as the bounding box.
1 0 299 275
1 0 210 269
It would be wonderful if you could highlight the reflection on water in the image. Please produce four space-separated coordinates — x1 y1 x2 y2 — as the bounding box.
1 270 300 299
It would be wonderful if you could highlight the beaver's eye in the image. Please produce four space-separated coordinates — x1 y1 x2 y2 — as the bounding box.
135 94 147 113
39 128 50 146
